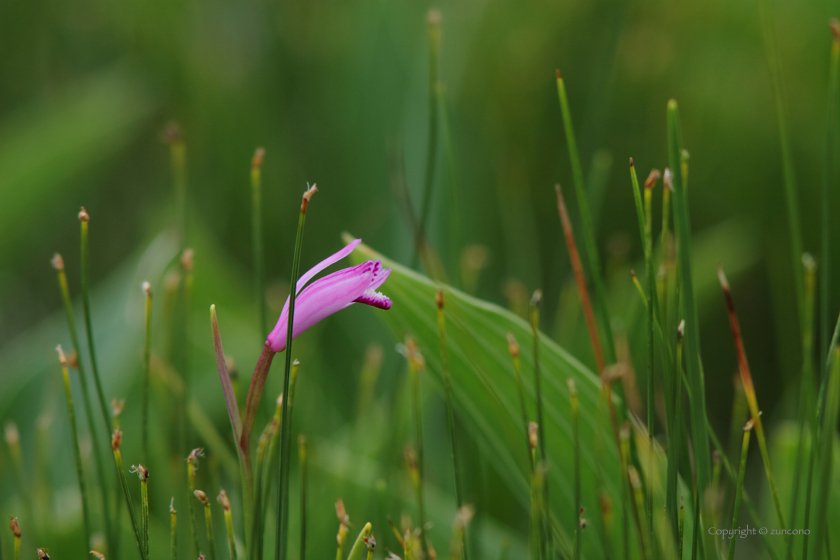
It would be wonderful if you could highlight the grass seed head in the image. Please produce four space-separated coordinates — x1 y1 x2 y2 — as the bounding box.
51 253 64 271
217 489 231 511
10 516 20 538
111 429 122 451
194 490 209 506
78 207 90 222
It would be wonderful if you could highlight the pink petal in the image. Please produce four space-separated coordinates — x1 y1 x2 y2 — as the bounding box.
294 238 362 295
267 261 375 352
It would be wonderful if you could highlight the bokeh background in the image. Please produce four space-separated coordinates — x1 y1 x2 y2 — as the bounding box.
1 2 838 559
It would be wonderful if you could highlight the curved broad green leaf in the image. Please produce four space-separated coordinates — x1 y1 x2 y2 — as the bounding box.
349 237 644 559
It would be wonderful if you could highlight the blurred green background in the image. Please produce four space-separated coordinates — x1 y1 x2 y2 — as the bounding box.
1 2 839 559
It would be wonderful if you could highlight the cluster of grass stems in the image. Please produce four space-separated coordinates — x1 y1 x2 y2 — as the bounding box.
5 7 840 560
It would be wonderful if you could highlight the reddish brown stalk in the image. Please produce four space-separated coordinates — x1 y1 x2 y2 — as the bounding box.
717 267 756 402
239 342 276 460
555 184 605 375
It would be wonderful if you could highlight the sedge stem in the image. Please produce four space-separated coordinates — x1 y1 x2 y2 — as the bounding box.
727 421 753 560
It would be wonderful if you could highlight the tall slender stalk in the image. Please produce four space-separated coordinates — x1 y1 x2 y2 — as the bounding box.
666 101 712 540
112 431 147 560
275 185 317 560
758 1 806 353
164 123 188 252
298 435 308 560
10 518 20 560
218 490 237 560
251 148 268 340
414 10 441 271
130 465 150 559
507 334 534 471
188 449 204 560
171 499 178 560
400 337 431 560
77 208 115 555
196 491 216 560
435 291 467 559
57 346 92 550
727 420 753 560
347 523 373 560
813 348 840 560
822 20 840 379
52 254 111 553
555 71 617 366
530 292 552 559
718 266 787 532
141 282 152 464
642 172 656 553
788 255 817 560
569 380 581 560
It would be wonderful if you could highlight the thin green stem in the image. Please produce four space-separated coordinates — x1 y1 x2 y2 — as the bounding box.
530 293 551 559
251 148 268 340
275 185 316 560
813 349 840 560
643 179 655 555
142 283 152 464
556 71 617 366
727 423 753 560
569 380 581 560
57 346 92 550
299 435 308 560
347 523 373 560
822 23 840 382
758 0 806 353
141 479 149 557
113 437 147 560
508 334 534 471
435 291 467 560
171 499 178 560
197 496 216 560
405 338 431 560
414 11 441 271
188 450 204 560
52 255 112 554
666 101 712 534
218 491 237 560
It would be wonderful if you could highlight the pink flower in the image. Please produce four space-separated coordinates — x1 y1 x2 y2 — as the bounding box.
267 239 392 352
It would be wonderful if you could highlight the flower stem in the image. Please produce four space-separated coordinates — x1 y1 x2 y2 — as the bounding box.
142 282 152 465
275 185 317 560
555 71 617 366
413 10 441 271
218 490 237 560
569 380 581 560
727 421 753 560
195 491 216 560
188 449 204 560
435 291 467 560
507 334 533 472
112 432 147 560
170 499 178 560
78 208 115 555
57 346 93 550
529 292 551 559
298 435 307 560
251 148 268 340
52 254 112 554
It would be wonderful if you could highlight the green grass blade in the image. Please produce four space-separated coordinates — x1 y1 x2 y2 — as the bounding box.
666 100 712 551
813 349 840 560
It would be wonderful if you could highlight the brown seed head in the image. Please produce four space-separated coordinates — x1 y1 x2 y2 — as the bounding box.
90 551 105 560
427 8 442 27
180 249 194 272
530 289 542 308
170 497 176 514
252 147 265 170
10 516 21 538
4 422 19 447
301 184 318 213
130 464 149 481
435 289 444 310
162 121 183 145
51 253 65 271
56 345 68 367
506 333 519 359
112 399 125 418
744 418 755 431
364 534 376 551
142 281 152 296
37 548 49 560
556 69 562 80
194 490 209 506
111 429 122 451
217 489 231 511
644 169 661 191
832 18 840 41
528 422 539 451
629 157 634 168
68 351 80 369
78 207 90 222
335 498 349 527
188 448 204 466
